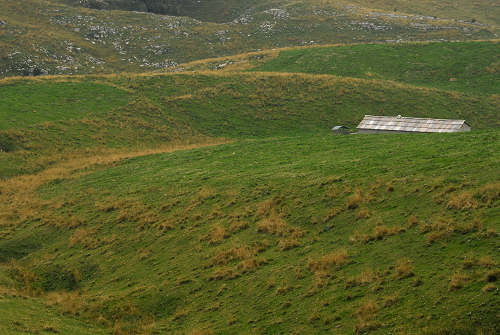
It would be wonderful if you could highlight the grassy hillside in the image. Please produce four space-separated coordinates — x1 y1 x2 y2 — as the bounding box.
0 40 499 334
253 41 500 94
0 0 496 77
2 68 499 177
1 131 499 334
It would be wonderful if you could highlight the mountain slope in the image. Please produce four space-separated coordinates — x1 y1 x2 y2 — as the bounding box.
60 0 500 27
0 0 497 77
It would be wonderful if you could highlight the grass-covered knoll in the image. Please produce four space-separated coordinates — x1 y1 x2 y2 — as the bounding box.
1 131 499 334
253 41 500 94
2 70 499 177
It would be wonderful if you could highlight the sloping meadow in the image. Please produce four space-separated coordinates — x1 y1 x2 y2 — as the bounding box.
1 71 499 176
2 131 499 334
0 67 499 333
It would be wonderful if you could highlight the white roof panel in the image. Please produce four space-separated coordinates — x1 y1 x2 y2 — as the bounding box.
356 115 470 133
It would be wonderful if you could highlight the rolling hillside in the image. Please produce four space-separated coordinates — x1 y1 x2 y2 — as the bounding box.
0 0 497 77
0 41 499 334
252 41 500 94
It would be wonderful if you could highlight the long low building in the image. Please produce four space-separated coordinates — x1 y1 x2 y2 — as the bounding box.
357 115 472 133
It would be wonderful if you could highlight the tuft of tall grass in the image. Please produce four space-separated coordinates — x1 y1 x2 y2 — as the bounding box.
395 259 414 280
308 248 349 274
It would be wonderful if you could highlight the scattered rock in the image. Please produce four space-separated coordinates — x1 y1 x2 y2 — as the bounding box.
264 8 290 20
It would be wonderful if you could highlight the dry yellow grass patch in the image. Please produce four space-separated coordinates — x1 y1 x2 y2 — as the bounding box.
449 272 470 291
346 190 364 210
477 182 500 205
256 198 282 218
463 254 497 270
382 294 400 307
407 215 418 228
306 272 332 296
69 228 95 248
237 257 267 274
204 225 229 245
478 256 498 268
256 212 291 237
277 237 301 251
196 186 217 201
228 220 249 233
350 225 405 244
323 184 341 199
210 245 255 266
345 269 379 288
447 192 479 210
356 208 371 220
7 261 37 295
354 299 381 333
481 283 496 293
209 267 239 281
395 259 414 279
45 291 85 316
308 248 349 274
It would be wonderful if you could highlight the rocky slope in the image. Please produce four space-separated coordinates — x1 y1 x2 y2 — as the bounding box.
0 0 497 77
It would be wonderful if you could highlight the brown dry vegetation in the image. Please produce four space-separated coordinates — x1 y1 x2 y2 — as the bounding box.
345 269 380 288
0 141 229 235
354 299 381 333
449 272 470 291
350 225 405 244
308 249 349 275
395 259 414 280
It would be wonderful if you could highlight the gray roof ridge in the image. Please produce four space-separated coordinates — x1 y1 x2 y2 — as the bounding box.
362 115 466 123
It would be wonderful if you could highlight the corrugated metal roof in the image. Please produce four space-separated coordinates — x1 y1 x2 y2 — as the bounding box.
357 115 470 133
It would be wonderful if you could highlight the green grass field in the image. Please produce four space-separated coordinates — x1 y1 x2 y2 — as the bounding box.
0 40 499 334
1 63 498 178
2 132 499 334
253 41 500 94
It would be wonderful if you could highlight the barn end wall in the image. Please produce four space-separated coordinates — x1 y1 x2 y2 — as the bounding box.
461 124 472 132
